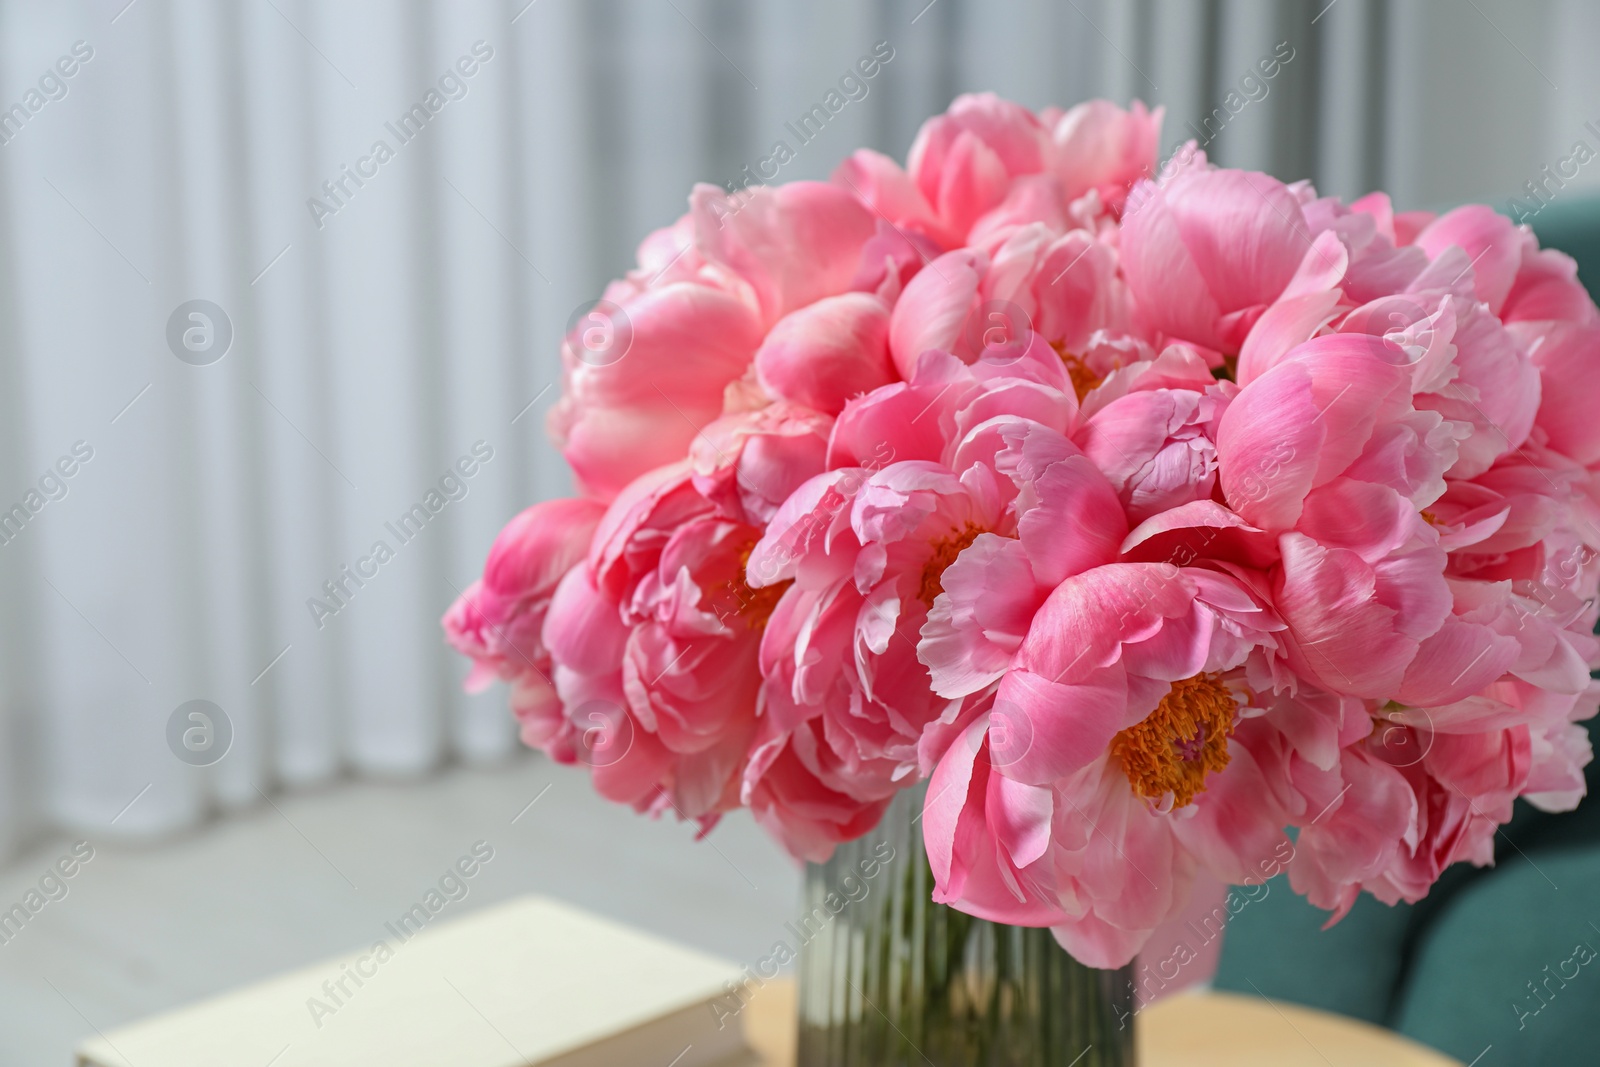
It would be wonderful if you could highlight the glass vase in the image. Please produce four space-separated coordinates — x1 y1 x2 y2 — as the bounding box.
796 781 1134 1067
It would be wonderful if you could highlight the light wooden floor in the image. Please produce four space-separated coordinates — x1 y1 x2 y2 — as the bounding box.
0 755 800 1065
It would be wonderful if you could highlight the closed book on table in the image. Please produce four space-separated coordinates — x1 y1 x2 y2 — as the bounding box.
75 895 754 1067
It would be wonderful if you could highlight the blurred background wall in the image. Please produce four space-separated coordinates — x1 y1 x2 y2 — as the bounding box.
0 0 1594 859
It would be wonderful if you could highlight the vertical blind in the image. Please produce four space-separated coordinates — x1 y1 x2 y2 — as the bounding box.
0 0 1586 857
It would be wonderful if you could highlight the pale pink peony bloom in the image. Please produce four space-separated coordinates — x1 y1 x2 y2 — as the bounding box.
753 293 895 415
923 563 1293 966
443 497 606 744
741 460 1007 850
549 181 876 499
449 92 1600 966
1043 99 1163 214
689 401 832 527
906 93 1051 242
1121 168 1317 353
1075 384 1231 524
885 231 1130 379
540 463 797 823
836 95 1161 248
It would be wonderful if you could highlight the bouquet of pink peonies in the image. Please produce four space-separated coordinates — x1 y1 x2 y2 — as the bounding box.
445 93 1600 969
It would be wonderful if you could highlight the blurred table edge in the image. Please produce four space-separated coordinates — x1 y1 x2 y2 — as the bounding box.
742 978 1464 1066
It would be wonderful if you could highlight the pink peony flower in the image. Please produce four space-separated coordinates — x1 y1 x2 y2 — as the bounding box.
885 228 1130 380
740 458 1008 853
1043 99 1163 213
829 334 1078 469
1216 335 1463 697
549 280 764 499
549 181 876 499
1520 320 1600 465
540 463 796 821
753 293 895 415
443 497 605 743
835 95 1161 249
923 563 1293 966
1076 383 1230 524
1121 168 1318 354
451 91 1600 973
907 93 1050 242
689 401 832 527
918 418 1126 699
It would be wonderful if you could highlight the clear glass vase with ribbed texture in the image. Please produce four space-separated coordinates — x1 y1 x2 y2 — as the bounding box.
796 781 1134 1066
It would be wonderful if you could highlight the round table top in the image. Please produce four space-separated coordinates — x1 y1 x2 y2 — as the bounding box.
742 978 1464 1066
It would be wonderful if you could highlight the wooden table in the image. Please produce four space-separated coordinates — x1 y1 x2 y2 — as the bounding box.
742 978 1463 1066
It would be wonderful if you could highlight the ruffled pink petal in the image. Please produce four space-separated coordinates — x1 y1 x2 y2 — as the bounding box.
1048 99 1162 210
754 293 894 415
1170 740 1293 884
1288 749 1417 921
1122 168 1309 350
919 534 1038 698
924 719 1070 925
553 282 764 499
888 249 985 377
1413 204 1527 315
1275 528 1445 698
831 148 953 247
1077 387 1224 523
917 129 1012 241
1502 243 1597 327
1119 500 1280 571
1217 336 1411 531
1051 910 1159 971
1395 615 1520 708
691 181 878 327
1521 320 1600 465
990 667 1134 785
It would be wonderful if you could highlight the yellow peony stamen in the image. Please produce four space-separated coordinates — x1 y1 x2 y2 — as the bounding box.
1052 345 1105 401
727 542 789 630
918 523 984 604
1111 672 1238 807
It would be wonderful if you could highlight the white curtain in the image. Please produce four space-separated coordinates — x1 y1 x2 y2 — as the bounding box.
0 0 1591 857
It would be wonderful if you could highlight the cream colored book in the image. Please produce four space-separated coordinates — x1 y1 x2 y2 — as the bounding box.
76 895 755 1067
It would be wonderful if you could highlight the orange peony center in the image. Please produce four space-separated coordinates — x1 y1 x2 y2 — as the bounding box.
725 542 790 630
1052 345 1105 401
1111 672 1238 807
919 523 984 603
